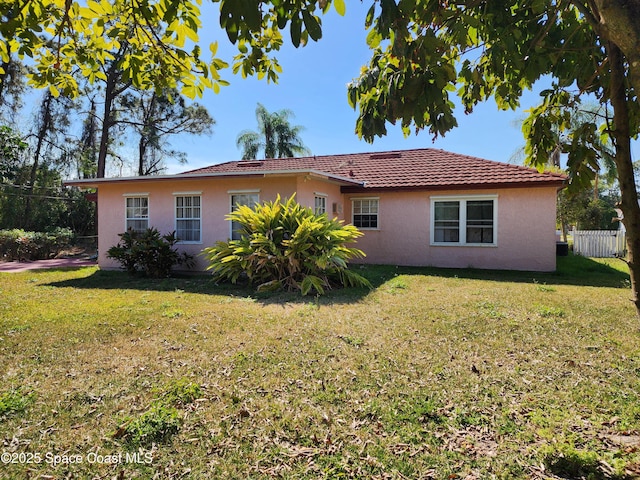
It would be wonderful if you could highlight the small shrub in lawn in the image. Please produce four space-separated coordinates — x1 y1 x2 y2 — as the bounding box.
537 305 566 318
543 446 603 478
157 379 202 407
107 228 194 278
118 404 182 446
202 195 372 295
0 388 34 418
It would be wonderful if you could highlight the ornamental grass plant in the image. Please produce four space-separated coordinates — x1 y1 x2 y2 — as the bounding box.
203 195 371 295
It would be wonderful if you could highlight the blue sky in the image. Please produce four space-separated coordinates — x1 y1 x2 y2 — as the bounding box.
145 3 639 177
166 2 552 174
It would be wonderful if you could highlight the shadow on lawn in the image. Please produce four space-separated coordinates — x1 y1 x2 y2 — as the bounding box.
42 253 630 305
42 268 376 305
544 449 631 480
379 253 631 290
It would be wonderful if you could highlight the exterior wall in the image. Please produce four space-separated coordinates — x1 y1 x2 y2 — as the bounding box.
97 178 558 273
346 187 559 272
96 175 344 271
294 175 344 220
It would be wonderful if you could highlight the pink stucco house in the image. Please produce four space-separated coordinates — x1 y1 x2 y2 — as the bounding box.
66 148 566 272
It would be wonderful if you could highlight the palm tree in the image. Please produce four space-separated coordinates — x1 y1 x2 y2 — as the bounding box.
236 103 311 160
510 102 617 196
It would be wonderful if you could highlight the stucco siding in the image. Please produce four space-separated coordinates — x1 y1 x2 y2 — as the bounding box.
96 177 557 273
348 187 558 272
96 175 346 271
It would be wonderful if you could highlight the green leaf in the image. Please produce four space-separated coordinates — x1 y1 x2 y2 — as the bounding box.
365 4 376 28
301 275 326 296
366 27 382 48
290 15 302 47
301 9 322 42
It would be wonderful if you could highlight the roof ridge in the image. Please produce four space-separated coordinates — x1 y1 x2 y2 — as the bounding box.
180 159 239 175
185 147 445 172
178 147 567 188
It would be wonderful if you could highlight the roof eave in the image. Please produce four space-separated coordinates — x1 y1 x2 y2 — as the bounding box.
340 179 566 193
64 169 365 188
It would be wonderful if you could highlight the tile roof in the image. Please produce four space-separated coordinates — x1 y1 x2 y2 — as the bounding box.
182 148 566 191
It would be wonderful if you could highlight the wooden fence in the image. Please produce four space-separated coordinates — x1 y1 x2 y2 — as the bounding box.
572 230 627 258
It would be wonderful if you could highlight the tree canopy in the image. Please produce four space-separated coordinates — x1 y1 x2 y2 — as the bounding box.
0 0 344 99
0 125 26 183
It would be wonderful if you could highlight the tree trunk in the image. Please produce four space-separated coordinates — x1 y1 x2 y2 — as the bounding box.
137 91 157 176
0 60 9 103
23 92 54 227
96 78 114 179
80 100 98 178
608 41 640 316
593 0 640 103
96 55 128 178
138 136 148 176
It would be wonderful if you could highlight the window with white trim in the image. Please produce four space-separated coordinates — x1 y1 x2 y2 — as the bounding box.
314 195 327 215
175 195 201 243
230 192 259 240
352 198 379 229
125 196 148 232
433 201 460 242
431 196 497 245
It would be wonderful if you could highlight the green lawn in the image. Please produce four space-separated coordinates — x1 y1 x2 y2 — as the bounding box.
0 255 639 479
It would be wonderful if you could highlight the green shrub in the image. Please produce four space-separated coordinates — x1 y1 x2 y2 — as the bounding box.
156 379 202 407
116 380 201 446
0 228 74 261
202 195 372 295
0 388 34 418
543 446 604 479
106 228 194 278
118 404 182 446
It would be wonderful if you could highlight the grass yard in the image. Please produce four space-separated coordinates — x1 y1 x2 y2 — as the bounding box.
0 255 639 479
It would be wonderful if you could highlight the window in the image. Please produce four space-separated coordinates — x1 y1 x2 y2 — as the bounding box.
352 198 379 229
175 195 201 243
431 196 497 245
466 200 494 244
433 201 460 242
230 192 259 240
125 196 148 232
314 195 327 215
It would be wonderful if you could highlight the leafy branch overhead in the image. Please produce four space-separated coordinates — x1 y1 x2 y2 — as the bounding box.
1 0 226 98
0 0 346 99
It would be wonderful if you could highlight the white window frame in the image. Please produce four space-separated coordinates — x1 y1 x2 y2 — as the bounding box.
351 197 380 230
430 195 498 246
314 193 327 215
124 194 149 233
174 193 202 244
229 190 260 240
